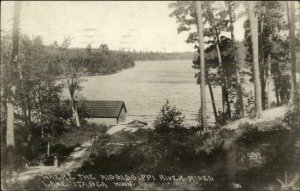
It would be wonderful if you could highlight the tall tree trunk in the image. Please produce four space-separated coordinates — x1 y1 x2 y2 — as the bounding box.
17 52 29 125
71 104 81 127
27 92 32 124
228 4 245 118
196 1 207 131
207 81 218 124
248 1 263 117
275 83 280 105
236 70 244 116
24 73 32 125
68 79 81 127
215 43 225 113
47 134 50 157
216 38 231 120
274 62 281 105
6 102 15 147
288 1 297 103
266 54 272 108
59 51 81 127
259 7 266 110
6 2 21 147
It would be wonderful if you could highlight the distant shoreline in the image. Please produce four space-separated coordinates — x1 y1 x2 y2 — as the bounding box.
56 59 196 81
54 69 126 81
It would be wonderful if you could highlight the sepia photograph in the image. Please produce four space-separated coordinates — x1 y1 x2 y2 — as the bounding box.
1 1 300 190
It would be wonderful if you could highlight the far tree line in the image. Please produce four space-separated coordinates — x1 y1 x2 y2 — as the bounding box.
126 51 194 61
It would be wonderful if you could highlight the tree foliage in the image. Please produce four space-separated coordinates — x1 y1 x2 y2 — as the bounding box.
0 33 135 168
284 84 300 129
244 1 291 107
170 1 243 122
153 100 185 134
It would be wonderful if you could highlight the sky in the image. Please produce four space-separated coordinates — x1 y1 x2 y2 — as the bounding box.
2 1 248 52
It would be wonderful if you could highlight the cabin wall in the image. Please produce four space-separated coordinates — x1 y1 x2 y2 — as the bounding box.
86 118 117 125
118 107 126 123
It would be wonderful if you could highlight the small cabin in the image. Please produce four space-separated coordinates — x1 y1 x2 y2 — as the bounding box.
83 100 127 125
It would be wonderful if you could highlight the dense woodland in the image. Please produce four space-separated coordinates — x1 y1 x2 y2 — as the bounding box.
1 33 135 140
1 1 300 191
169 1 300 125
1 35 135 78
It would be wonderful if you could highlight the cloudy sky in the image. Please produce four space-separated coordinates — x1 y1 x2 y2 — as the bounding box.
1 1 248 52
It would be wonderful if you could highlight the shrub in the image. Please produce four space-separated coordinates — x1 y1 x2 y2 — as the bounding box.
153 100 185 133
244 90 255 118
196 106 210 129
283 84 300 129
89 133 111 158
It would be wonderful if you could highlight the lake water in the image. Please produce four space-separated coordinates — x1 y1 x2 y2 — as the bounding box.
66 60 280 126
75 60 228 126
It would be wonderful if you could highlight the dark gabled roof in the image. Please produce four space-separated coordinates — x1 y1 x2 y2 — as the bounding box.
83 100 127 118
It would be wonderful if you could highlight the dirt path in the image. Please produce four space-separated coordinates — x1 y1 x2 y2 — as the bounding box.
16 140 93 182
14 123 148 183
223 105 288 130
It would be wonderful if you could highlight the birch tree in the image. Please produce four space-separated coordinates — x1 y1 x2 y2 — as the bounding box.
6 1 21 147
196 1 207 130
59 38 83 127
248 1 263 117
288 1 297 103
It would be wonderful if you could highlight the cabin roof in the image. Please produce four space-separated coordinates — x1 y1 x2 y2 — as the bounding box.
83 100 127 118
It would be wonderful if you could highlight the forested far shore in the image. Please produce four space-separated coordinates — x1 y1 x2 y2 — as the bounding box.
125 51 194 61
1 35 135 80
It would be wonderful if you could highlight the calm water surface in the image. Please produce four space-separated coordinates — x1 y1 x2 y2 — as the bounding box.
78 60 227 125
63 60 287 125
62 59 296 125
